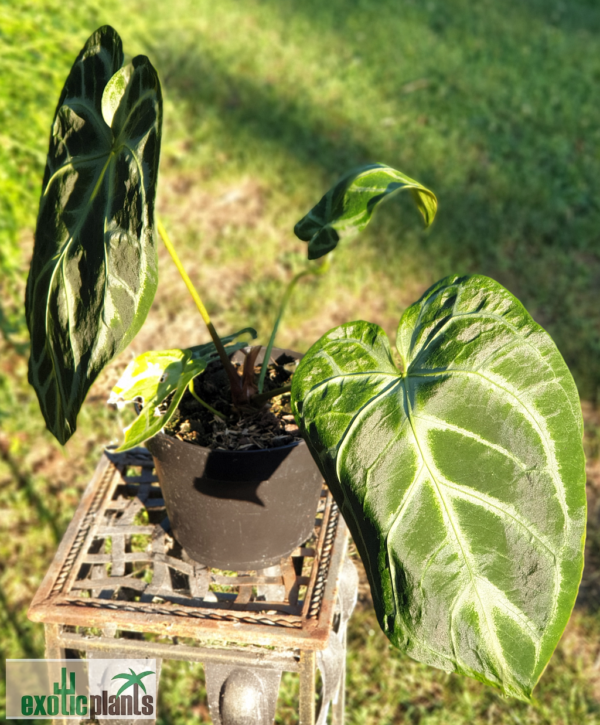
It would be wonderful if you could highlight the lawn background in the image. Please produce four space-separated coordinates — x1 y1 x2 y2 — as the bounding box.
1 0 600 722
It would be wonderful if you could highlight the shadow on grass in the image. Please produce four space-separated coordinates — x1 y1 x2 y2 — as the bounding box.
0 302 29 357
152 46 374 176
254 0 600 38
578 451 600 614
146 0 600 399
0 443 61 545
0 583 39 659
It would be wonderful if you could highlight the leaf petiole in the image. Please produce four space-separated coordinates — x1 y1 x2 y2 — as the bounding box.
156 218 211 325
187 378 227 421
257 256 331 394
156 217 245 401
251 384 292 408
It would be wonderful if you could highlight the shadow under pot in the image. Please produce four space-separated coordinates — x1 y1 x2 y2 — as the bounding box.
145 433 324 570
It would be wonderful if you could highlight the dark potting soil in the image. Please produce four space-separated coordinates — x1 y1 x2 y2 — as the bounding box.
163 352 302 451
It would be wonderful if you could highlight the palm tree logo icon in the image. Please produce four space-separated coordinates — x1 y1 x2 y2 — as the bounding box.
111 668 155 698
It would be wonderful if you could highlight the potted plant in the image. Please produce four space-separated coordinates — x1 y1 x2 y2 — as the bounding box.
26 26 585 702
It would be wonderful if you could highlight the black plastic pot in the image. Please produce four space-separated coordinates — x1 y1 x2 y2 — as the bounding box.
145 434 323 570
144 348 324 570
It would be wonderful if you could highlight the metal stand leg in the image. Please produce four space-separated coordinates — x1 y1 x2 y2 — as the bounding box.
331 627 346 725
299 651 316 725
204 663 283 725
45 623 66 659
315 556 358 725
45 625 68 725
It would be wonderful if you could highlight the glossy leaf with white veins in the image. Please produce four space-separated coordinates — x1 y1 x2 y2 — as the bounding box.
25 26 162 444
291 274 586 700
294 163 437 259
109 329 257 451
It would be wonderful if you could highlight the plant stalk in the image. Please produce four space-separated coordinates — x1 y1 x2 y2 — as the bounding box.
251 384 292 408
257 257 330 394
188 379 227 421
156 218 244 399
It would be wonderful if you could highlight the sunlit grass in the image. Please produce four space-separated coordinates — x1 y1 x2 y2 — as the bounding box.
1 0 600 722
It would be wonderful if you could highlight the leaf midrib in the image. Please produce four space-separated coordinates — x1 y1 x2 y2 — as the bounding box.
400 376 510 685
406 368 569 528
36 135 147 427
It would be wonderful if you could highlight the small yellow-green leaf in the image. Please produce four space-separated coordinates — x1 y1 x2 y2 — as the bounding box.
109 349 207 451
109 329 256 450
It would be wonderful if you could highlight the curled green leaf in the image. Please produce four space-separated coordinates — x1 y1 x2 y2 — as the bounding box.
294 163 437 259
291 274 585 700
25 26 162 444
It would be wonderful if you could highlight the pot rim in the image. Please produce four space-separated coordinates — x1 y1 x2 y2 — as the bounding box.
148 345 304 457
149 430 304 455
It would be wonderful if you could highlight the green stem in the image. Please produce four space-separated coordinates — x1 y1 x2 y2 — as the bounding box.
188 379 227 421
251 384 292 408
156 217 243 398
257 257 331 394
157 218 211 325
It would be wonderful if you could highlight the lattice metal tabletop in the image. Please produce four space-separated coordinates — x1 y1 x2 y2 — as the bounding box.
28 447 358 725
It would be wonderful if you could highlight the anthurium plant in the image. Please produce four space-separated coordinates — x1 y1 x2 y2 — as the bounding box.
26 26 585 702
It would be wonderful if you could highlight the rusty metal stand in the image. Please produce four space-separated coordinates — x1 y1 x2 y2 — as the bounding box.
29 449 357 725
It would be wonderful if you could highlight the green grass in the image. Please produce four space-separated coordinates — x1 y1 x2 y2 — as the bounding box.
1 0 600 722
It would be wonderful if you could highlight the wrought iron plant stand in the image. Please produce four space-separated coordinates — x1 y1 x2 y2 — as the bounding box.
28 448 358 724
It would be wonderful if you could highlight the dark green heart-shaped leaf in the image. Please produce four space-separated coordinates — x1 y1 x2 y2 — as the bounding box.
25 26 162 444
294 163 437 259
291 274 585 700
